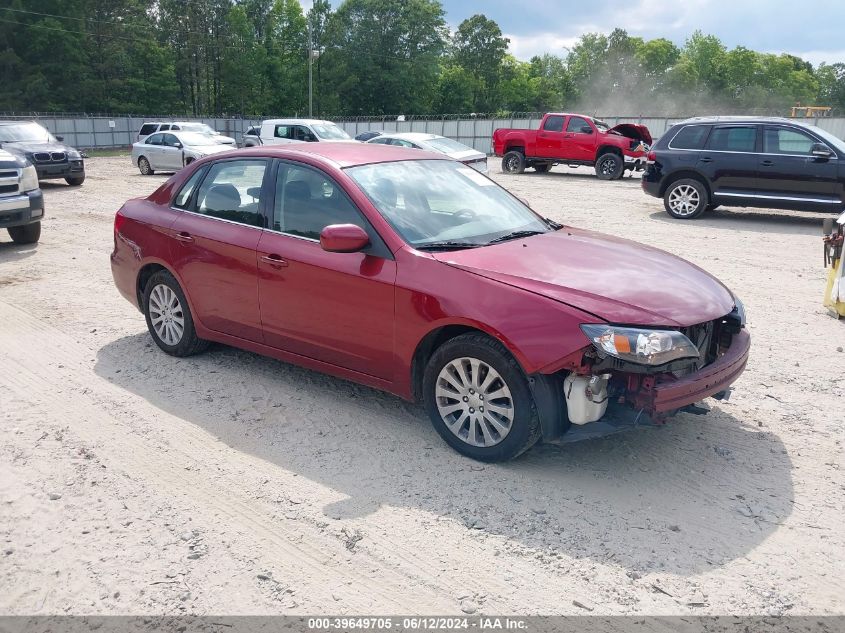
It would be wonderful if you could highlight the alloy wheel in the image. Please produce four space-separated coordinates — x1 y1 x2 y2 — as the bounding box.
148 283 185 346
435 357 514 447
599 156 618 175
668 184 701 217
505 155 520 172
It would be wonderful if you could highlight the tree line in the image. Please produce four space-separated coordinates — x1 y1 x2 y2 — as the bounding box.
1 0 844 118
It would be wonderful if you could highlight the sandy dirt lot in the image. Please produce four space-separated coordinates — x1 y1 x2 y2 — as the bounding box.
1 156 843 616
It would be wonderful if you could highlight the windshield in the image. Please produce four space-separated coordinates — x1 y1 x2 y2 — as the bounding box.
0 122 54 143
312 123 350 140
179 132 218 146
424 137 474 154
346 160 550 247
180 123 217 135
809 126 845 153
593 119 610 132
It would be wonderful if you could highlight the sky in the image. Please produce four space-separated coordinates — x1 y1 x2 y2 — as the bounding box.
302 0 845 67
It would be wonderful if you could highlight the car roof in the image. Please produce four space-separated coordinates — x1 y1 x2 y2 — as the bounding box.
230 142 449 168
675 115 814 127
377 132 440 141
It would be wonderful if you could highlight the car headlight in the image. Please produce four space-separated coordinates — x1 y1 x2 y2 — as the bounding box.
66 149 81 159
20 165 39 192
580 324 700 367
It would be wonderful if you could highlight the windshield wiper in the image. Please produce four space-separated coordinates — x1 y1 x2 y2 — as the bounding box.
544 217 563 230
415 241 482 251
486 230 546 245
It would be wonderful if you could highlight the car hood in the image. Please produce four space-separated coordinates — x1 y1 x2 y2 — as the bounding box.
212 134 236 144
0 140 78 156
609 123 652 145
431 228 735 327
188 144 234 156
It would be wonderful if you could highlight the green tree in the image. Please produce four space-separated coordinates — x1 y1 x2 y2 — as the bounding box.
451 14 508 111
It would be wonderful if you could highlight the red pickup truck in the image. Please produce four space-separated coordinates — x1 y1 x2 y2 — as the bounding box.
492 113 652 180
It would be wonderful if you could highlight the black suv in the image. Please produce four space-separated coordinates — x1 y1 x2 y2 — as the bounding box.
642 116 844 219
0 120 86 186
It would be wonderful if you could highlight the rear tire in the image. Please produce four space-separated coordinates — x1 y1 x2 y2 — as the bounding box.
143 270 209 357
8 222 41 244
502 151 525 174
65 175 85 186
664 178 708 219
422 333 541 462
138 156 154 175
595 152 623 180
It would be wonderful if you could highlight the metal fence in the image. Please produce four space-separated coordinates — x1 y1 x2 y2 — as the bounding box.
3 112 845 152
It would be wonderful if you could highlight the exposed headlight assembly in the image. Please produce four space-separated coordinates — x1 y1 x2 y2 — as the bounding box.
580 324 700 367
20 165 39 192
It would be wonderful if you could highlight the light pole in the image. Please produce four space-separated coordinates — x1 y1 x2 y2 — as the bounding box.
308 9 313 117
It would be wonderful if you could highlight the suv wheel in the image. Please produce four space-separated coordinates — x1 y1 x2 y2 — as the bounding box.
138 156 154 175
143 270 209 357
422 333 541 462
65 175 85 186
502 151 525 174
664 179 708 219
595 152 623 180
8 222 41 244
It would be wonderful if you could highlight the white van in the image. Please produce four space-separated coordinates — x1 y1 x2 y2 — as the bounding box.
258 119 352 145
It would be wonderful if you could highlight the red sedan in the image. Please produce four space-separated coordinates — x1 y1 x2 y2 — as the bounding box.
111 143 750 462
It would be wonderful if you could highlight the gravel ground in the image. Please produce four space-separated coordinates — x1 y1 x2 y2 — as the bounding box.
1 156 843 616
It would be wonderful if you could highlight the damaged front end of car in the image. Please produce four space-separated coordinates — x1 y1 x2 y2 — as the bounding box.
533 302 750 443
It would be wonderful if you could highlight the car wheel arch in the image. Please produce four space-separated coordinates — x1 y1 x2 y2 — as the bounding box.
135 261 197 320
596 144 623 159
409 322 529 403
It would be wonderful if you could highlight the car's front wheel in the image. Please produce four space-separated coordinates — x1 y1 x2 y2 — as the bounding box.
422 333 541 462
65 175 85 186
664 178 708 219
138 156 154 175
595 152 623 180
7 222 41 244
143 270 209 356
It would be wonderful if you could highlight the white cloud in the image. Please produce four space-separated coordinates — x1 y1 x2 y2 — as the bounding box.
781 50 845 67
504 32 581 60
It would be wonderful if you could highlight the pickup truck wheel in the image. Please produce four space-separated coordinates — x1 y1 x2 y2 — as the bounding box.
138 156 154 175
65 175 85 186
595 153 623 180
8 222 41 245
534 163 550 173
143 270 209 357
664 179 708 219
502 151 525 174
423 333 541 462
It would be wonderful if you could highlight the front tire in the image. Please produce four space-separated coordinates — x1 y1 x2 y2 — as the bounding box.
422 333 541 462
502 151 525 174
8 222 41 244
143 270 209 357
138 156 154 175
65 175 85 186
595 152 623 180
664 178 708 219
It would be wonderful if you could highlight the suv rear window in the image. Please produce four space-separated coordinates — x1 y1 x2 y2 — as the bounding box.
139 124 158 136
669 125 710 149
706 126 757 152
543 116 564 132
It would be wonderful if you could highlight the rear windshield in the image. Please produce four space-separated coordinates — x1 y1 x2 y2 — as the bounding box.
670 125 711 149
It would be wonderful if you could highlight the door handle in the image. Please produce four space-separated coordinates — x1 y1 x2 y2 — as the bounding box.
699 156 713 163
260 254 289 268
760 160 774 167
173 231 194 243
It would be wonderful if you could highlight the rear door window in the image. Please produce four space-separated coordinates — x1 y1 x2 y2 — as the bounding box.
145 133 164 145
139 123 158 136
566 116 591 134
274 125 290 139
669 125 710 149
763 127 816 155
706 126 757 152
543 116 564 132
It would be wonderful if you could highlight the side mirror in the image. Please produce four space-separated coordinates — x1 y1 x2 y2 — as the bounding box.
55 135 65 142
812 143 832 158
174 142 183 149
579 126 593 134
320 224 370 253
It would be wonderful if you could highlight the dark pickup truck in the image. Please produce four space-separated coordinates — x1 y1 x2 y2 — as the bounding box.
492 113 652 180
0 149 44 244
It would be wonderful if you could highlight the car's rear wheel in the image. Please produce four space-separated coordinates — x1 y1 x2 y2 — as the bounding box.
422 333 541 462
7 222 41 244
595 152 623 180
143 270 209 357
138 156 154 175
664 178 708 219
502 151 525 174
65 175 85 186
534 163 550 173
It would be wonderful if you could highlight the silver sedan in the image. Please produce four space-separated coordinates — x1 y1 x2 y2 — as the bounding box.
131 131 233 175
367 132 488 173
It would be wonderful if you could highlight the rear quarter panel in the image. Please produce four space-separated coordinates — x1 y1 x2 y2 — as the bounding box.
493 129 537 156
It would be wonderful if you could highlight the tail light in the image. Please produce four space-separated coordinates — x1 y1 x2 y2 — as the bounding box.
646 150 656 165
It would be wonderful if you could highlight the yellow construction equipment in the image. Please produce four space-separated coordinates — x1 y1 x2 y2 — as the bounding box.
791 105 832 118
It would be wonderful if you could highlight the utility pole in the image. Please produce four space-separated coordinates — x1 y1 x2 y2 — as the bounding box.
308 7 313 118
